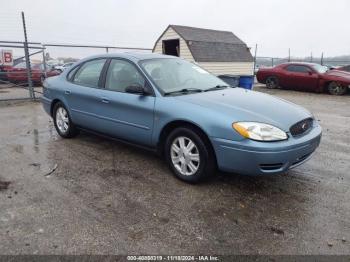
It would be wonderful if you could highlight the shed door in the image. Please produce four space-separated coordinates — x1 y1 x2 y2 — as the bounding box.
162 39 180 57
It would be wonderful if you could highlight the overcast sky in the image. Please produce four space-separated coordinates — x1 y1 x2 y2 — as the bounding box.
1 0 349 58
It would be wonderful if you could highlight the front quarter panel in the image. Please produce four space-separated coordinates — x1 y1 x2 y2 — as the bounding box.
152 97 245 146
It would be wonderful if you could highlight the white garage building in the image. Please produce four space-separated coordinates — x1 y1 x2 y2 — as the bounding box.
152 25 254 76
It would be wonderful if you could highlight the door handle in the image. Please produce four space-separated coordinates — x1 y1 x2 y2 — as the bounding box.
101 97 110 104
64 90 71 95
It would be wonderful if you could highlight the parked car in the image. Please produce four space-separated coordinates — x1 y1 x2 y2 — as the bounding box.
54 62 75 72
256 62 350 95
336 65 350 73
41 53 322 183
0 65 12 82
7 62 61 85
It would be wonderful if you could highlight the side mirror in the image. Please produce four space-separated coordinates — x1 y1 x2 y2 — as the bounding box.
125 84 146 95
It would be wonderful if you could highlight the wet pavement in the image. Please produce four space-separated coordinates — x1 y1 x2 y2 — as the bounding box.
0 87 349 255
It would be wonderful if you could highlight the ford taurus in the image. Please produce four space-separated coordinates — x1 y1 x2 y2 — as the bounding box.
41 53 322 183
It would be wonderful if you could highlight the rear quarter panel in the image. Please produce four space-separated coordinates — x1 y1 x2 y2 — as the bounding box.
42 76 70 117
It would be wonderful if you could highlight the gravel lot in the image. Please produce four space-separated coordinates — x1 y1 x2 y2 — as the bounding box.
0 86 349 255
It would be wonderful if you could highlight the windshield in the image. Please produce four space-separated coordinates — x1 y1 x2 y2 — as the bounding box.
140 58 228 94
312 64 328 73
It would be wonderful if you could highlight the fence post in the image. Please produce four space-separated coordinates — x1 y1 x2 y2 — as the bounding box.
42 47 47 79
22 12 34 99
321 52 324 65
288 48 291 62
271 58 274 67
106 47 109 53
253 44 257 75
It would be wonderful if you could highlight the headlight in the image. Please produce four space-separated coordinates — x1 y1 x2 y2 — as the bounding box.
233 122 288 141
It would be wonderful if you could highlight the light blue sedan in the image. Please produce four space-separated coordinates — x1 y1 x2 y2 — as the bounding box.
41 53 322 183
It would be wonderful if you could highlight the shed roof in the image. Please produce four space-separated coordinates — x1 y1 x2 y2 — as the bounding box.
166 25 254 63
170 25 244 44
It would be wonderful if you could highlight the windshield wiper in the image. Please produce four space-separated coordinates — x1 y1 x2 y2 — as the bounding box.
204 85 230 92
164 88 203 96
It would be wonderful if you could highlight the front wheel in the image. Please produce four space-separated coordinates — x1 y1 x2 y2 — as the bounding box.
265 76 279 89
53 102 79 138
165 127 215 183
328 81 347 95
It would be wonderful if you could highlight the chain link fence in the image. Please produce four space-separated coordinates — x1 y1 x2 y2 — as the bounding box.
255 56 350 69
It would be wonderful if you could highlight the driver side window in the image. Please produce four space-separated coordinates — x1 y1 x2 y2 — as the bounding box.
286 65 310 74
105 59 145 92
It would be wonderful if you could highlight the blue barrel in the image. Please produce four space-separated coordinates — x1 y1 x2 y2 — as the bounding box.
239 75 254 90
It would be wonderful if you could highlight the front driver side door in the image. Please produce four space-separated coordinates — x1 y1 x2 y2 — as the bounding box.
285 65 319 91
98 59 155 147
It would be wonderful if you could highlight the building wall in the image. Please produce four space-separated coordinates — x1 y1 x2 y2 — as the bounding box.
153 27 194 61
197 62 254 76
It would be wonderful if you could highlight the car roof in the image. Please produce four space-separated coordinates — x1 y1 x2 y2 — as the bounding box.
79 52 177 63
278 62 320 67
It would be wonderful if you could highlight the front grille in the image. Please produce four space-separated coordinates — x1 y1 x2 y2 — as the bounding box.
290 118 313 137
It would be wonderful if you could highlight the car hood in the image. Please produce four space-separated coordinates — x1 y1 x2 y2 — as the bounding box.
324 70 350 81
174 88 312 131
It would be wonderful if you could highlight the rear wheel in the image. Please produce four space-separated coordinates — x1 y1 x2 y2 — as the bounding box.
266 76 279 89
53 102 79 138
165 127 215 183
328 81 347 95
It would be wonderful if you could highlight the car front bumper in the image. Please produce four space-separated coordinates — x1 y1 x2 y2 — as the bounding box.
211 123 322 176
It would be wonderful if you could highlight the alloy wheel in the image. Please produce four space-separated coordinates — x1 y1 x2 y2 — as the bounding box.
56 107 69 133
170 136 200 176
328 82 347 95
266 77 278 89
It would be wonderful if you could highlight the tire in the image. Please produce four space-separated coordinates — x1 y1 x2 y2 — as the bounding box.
53 102 79 138
328 81 347 96
266 76 279 89
164 127 215 183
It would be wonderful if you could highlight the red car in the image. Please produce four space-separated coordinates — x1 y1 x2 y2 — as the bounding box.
6 62 61 85
336 65 350 73
257 62 350 95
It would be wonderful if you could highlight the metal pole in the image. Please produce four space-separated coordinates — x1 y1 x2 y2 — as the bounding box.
22 12 34 99
253 44 257 75
106 47 109 53
288 48 291 62
42 47 47 78
310 52 313 63
321 52 324 65
271 58 274 67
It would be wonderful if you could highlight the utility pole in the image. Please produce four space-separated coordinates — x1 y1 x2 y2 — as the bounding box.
22 11 34 99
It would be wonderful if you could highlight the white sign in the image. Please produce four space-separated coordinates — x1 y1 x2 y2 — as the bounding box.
0 50 13 66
